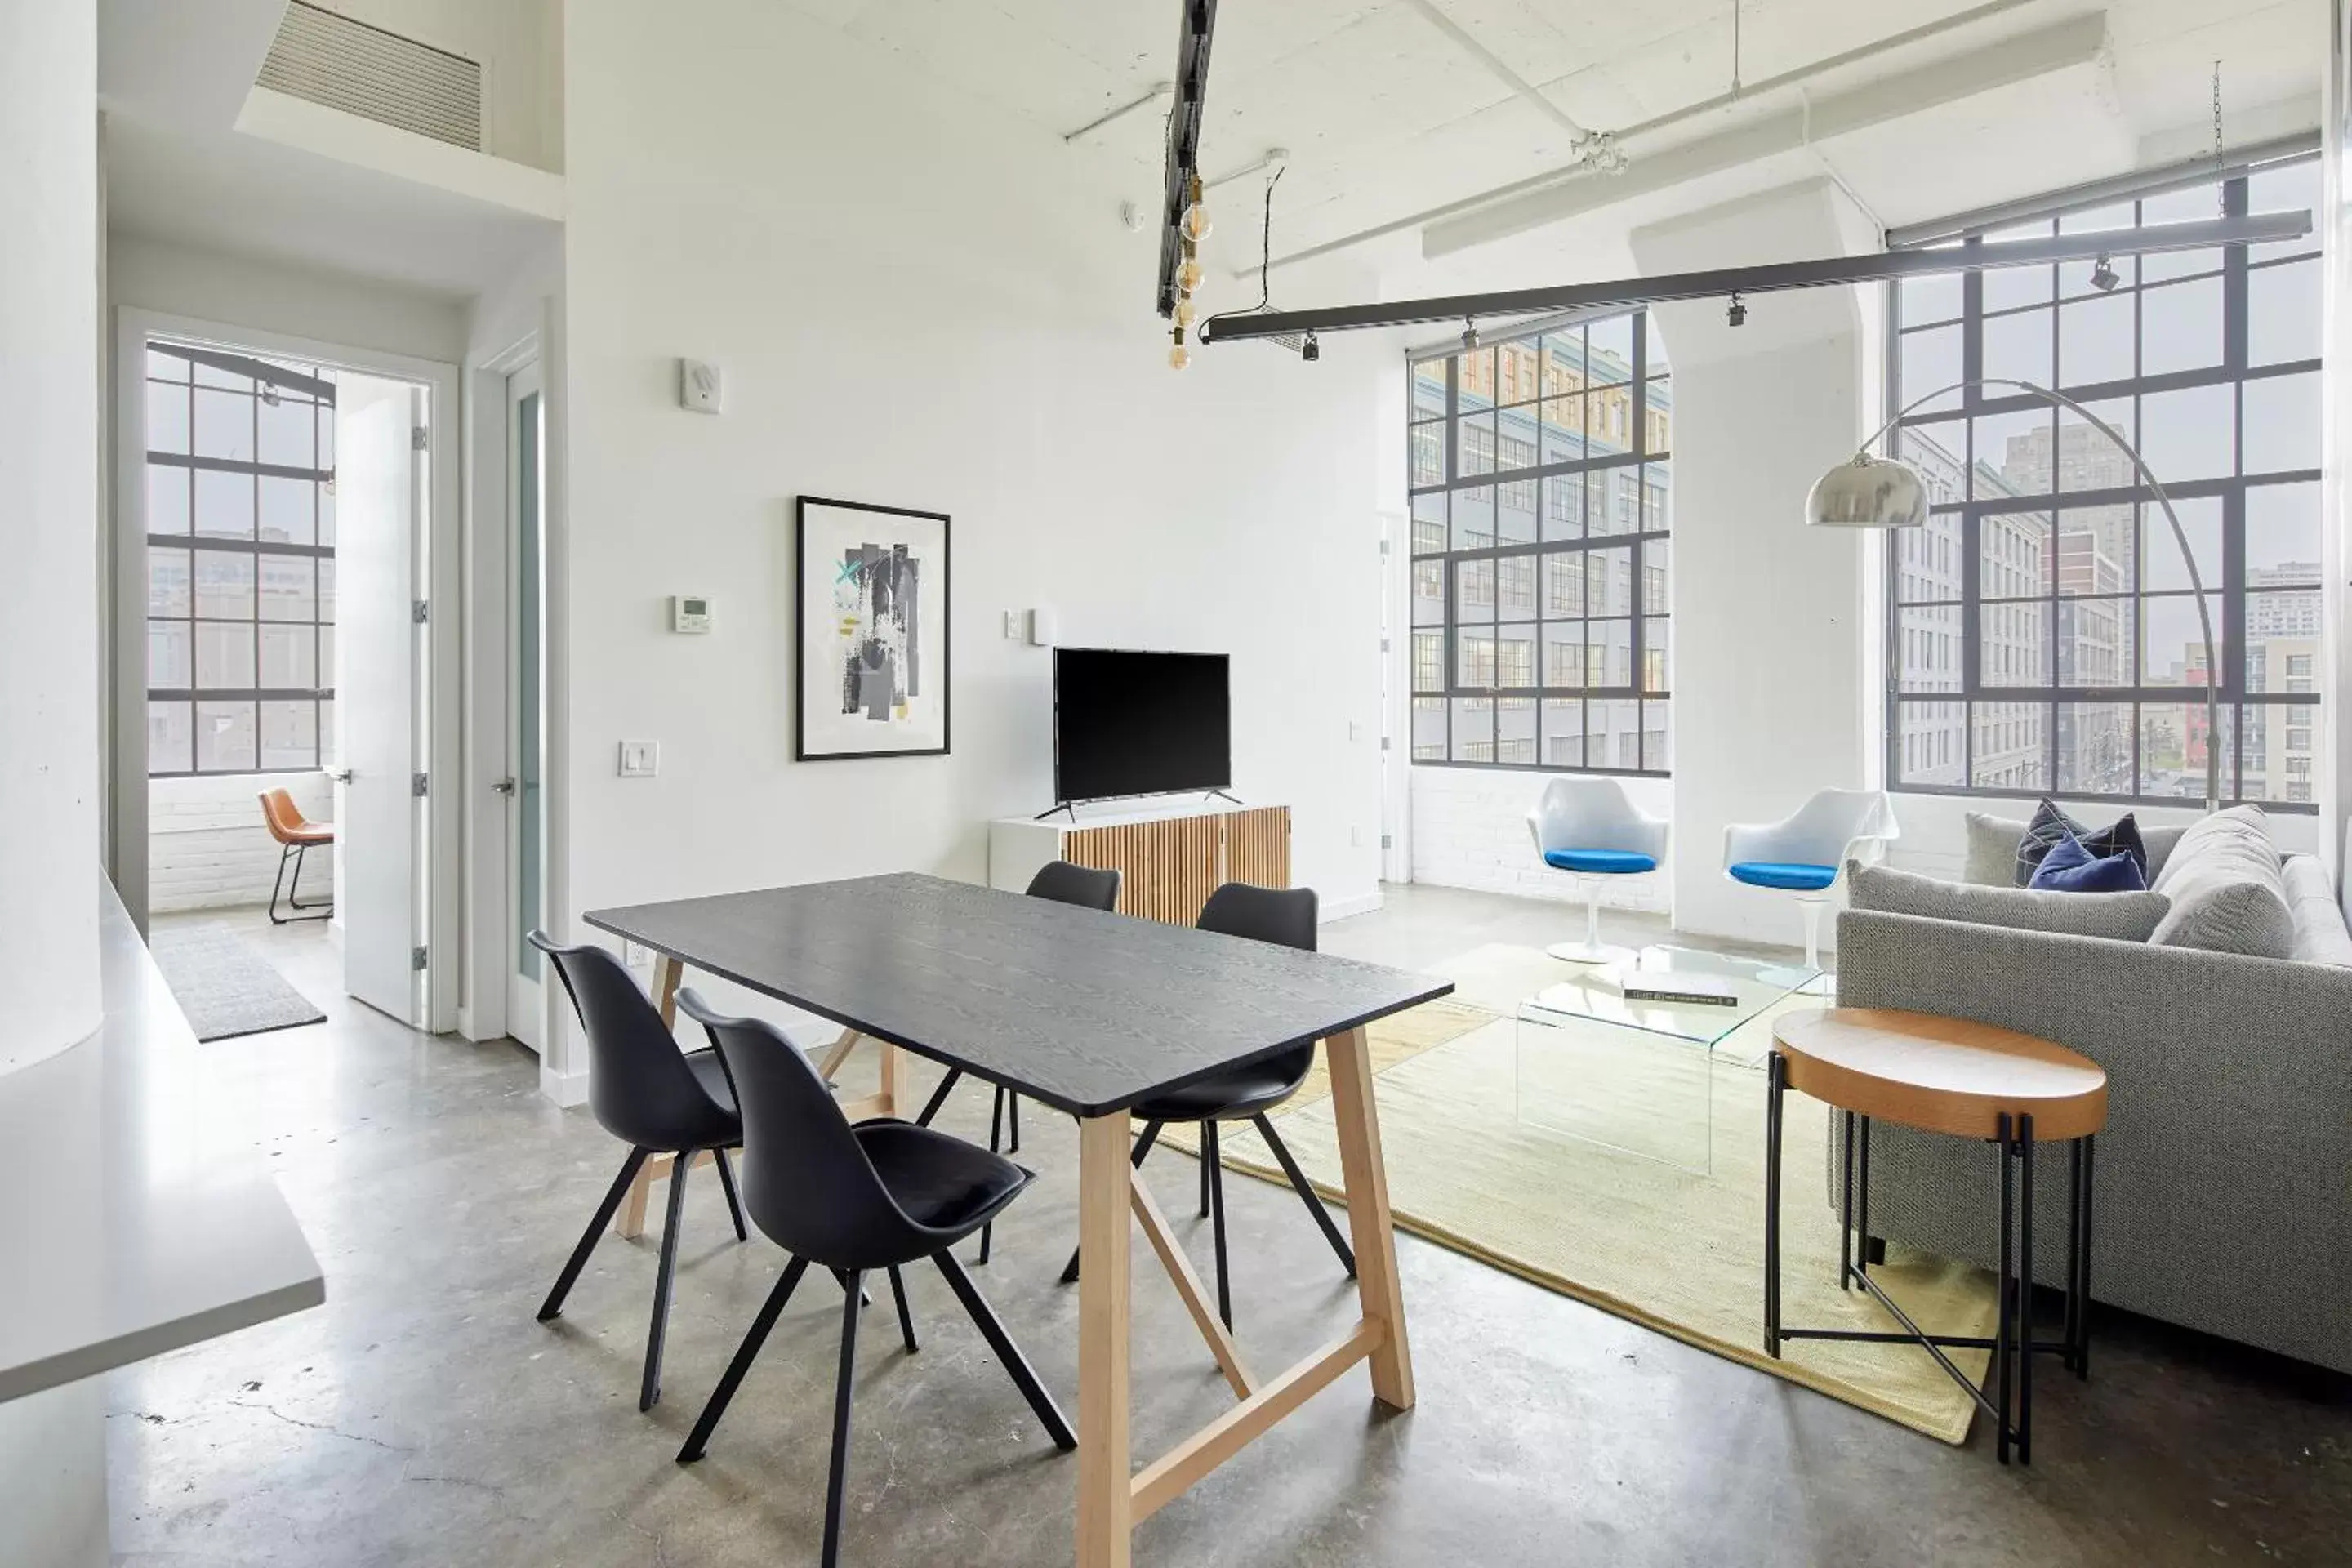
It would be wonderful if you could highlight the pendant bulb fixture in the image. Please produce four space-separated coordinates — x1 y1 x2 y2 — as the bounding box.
1169 323 1190 370
1174 297 1197 329
1181 172 1212 242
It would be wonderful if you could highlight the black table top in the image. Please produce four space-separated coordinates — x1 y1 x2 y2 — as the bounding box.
585 873 1454 1118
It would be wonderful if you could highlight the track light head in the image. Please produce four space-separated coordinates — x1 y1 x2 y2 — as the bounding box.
1301 332 1320 362
2090 254 2120 292
1461 318 1480 350
1726 291 1748 327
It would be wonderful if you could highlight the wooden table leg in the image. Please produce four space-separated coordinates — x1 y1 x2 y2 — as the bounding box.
876 1039 912 1120
816 1026 862 1083
1076 1112 1134 1568
617 955 684 1240
1324 1025 1414 1410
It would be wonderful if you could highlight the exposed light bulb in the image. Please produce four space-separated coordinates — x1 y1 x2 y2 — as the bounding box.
1178 259 1204 292
1169 344 1192 370
1183 203 1213 241
1174 297 1197 328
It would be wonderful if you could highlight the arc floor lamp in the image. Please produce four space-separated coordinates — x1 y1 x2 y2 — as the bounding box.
1806 377 2222 813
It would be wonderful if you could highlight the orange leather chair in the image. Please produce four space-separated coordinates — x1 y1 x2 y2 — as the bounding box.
259 787 335 924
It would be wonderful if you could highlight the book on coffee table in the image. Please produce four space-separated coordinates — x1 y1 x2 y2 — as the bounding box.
1608 969 1741 1007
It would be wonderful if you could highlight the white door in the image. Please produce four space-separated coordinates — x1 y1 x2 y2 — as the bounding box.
338 375 425 1024
504 364 548 1050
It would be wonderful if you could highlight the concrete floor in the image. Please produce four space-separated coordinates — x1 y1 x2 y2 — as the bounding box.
111 887 2352 1567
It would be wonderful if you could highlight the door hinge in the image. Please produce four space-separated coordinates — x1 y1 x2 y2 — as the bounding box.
412 772 429 797
1381 833 1394 850
412 599 429 624
1379 538 1392 557
1379 736 1392 751
412 946 429 973
412 425 429 451
1379 637 1391 653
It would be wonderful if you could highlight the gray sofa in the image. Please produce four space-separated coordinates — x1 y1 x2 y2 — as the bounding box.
1832 806 2352 1372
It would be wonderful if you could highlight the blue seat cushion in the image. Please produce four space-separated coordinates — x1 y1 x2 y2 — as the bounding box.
1544 849 1659 875
1727 861 1838 893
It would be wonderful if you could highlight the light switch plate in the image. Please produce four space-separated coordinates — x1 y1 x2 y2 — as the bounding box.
1002 610 1022 639
623 941 652 968
618 740 659 777
679 359 723 414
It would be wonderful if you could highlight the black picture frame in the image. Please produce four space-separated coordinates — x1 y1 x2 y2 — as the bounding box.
794 495 952 761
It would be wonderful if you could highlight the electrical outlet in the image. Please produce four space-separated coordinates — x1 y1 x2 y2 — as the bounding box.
618 740 659 777
624 941 652 968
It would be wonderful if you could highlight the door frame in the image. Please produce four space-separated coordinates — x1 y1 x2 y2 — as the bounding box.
109 307 464 1033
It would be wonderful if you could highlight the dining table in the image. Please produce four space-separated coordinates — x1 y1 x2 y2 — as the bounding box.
585 871 1451 1567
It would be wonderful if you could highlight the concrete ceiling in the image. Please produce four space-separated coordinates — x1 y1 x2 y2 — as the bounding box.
782 0 2327 283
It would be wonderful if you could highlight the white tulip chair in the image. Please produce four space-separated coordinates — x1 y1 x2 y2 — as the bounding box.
1527 777 1670 964
1722 787 1899 993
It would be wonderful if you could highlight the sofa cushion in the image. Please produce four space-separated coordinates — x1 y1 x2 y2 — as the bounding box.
2148 805 2294 959
1849 861 2171 941
2029 831 2149 893
1967 809 2188 887
2281 855 2352 968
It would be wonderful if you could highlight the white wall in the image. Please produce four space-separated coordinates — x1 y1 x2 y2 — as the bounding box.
2 0 105 1078
149 771 336 913
553 1 1387 1086
109 232 468 363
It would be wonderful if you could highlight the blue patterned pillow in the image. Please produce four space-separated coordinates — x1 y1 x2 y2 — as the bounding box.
2028 831 2148 893
2014 799 2087 885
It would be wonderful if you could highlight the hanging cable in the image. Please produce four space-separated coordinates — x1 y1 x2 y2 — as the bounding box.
1205 165 1287 330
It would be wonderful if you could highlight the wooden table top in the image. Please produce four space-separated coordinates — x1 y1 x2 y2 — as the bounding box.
586 873 1454 1119
1771 1007 2108 1141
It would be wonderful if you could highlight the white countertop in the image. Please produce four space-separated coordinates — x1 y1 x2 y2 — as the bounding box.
0 882 323 1404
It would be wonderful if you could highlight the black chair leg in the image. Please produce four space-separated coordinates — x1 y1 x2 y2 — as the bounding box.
538 1147 650 1321
915 1068 963 1129
933 1250 1076 1450
886 1266 918 1352
1008 1089 1021 1154
1059 1120 1162 1284
1200 1120 1214 1218
714 1147 749 1243
677 1255 810 1462
1206 1121 1232 1330
977 1088 1009 1265
639 1152 693 1411
1254 1114 1356 1276
821 1270 864 1568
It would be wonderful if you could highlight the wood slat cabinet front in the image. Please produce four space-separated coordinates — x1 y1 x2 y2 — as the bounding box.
996 805 1290 927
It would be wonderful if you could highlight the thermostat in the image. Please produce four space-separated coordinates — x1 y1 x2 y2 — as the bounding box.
670 595 712 634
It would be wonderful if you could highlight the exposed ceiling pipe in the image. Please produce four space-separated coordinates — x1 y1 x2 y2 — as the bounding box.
1238 0 2042 278
1063 82 1172 143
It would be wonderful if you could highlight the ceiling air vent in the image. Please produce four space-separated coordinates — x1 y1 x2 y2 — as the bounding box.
256 1 483 153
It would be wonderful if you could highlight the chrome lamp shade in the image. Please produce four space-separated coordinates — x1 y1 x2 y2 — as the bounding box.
1806 452 1928 529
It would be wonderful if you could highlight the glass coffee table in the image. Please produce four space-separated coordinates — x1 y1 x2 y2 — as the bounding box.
1515 945 1820 1174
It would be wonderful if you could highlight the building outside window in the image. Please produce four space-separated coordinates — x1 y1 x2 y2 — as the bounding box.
1886 154 2321 809
1408 308 1672 773
145 341 338 776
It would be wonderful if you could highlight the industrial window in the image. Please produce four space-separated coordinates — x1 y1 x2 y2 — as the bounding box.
1886 154 2321 809
145 341 337 776
1407 309 1672 774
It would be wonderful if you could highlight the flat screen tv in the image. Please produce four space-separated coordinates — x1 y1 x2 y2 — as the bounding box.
1053 648 1231 806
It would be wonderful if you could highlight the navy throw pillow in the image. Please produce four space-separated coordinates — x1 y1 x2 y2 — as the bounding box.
2078 813 2148 882
2014 799 2087 885
2028 831 2148 893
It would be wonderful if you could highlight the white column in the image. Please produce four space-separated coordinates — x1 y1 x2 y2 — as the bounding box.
1632 180 1879 950
0 4 109 1565
0 0 103 1076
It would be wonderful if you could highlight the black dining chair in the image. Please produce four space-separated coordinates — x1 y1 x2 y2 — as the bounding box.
915 859 1120 1261
527 931 761 1413
672 990 1074 1568
1058 882 1356 1330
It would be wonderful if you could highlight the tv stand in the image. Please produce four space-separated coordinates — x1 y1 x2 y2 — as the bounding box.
1033 802 1079 823
990 799 1290 924
1202 788 1243 806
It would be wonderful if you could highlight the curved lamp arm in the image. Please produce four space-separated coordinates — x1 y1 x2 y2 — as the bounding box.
1851 376 2219 813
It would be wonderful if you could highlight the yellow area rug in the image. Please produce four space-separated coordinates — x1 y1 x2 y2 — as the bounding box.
1165 946 1998 1444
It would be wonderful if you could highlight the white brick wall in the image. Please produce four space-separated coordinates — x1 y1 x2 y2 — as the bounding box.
1408 766 1673 913
149 771 336 913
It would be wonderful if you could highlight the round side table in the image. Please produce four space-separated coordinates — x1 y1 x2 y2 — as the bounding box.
1764 1007 2108 1465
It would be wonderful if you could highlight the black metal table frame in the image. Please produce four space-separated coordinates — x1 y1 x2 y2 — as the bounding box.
1762 1051 2095 1465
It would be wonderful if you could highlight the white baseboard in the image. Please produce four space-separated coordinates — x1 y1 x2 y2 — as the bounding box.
1320 890 1384 923
539 1063 588 1107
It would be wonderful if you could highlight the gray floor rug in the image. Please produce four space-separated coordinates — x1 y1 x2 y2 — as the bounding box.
149 924 327 1042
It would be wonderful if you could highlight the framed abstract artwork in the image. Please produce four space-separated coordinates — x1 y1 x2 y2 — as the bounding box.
795 496 951 760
